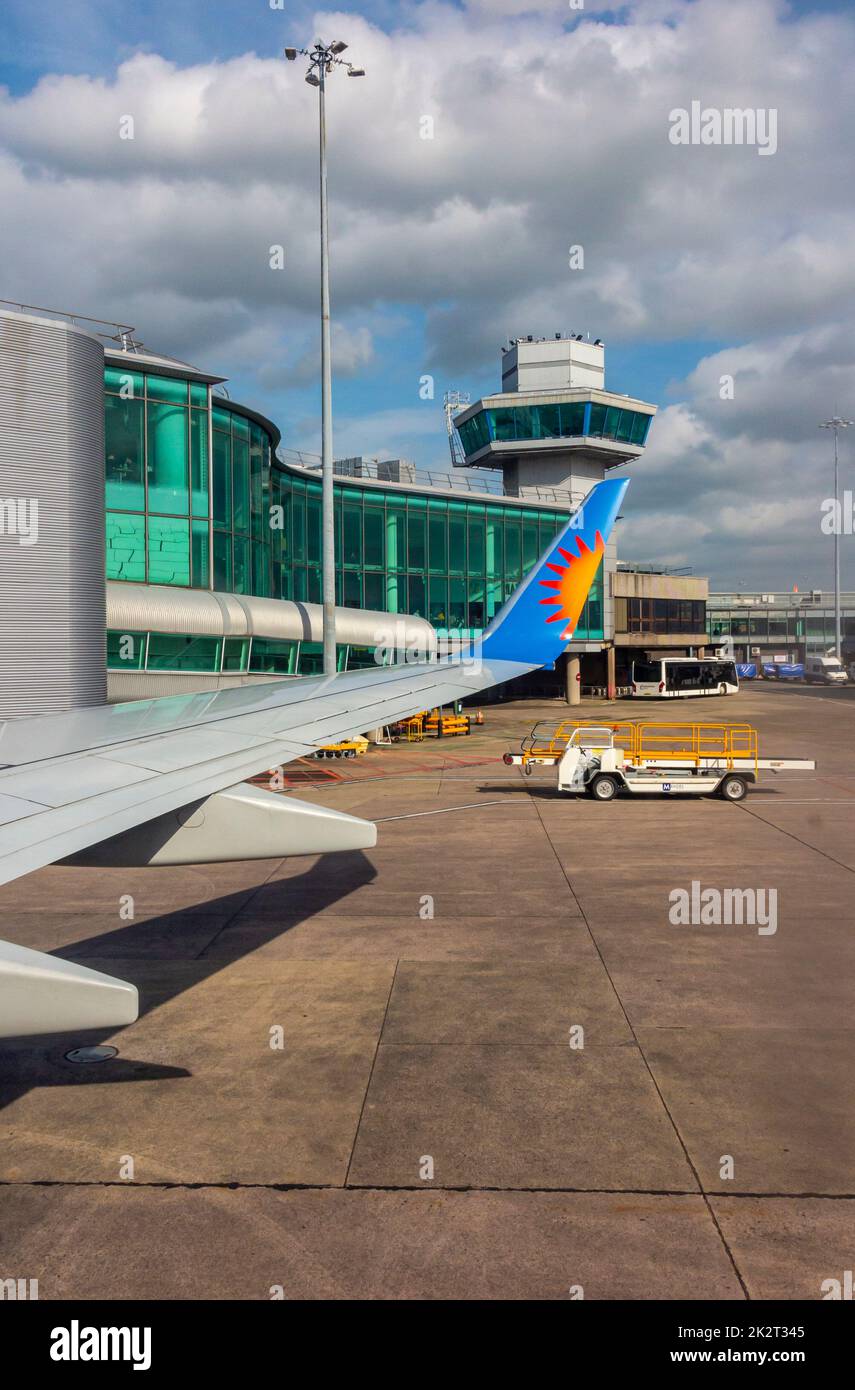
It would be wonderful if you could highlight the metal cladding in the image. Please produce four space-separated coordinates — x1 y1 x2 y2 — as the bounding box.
0 310 107 717
106 579 436 647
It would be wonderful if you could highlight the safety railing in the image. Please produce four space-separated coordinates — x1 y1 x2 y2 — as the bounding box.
518 720 759 773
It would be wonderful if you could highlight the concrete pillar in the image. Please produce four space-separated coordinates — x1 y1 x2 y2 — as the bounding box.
606 645 616 701
565 654 581 705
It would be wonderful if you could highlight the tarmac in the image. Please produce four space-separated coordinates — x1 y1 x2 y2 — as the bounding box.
0 683 853 1300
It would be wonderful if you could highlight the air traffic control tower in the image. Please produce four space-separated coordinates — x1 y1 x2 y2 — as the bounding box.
452 335 657 697
452 334 655 498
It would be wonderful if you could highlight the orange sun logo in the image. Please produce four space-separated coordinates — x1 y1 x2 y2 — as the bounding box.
538 531 605 638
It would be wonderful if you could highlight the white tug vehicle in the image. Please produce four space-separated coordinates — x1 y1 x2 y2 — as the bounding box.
504 721 815 803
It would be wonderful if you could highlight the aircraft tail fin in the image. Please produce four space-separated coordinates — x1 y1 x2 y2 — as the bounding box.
478 477 629 668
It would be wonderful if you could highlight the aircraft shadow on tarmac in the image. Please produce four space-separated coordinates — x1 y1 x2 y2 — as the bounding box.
0 849 376 1106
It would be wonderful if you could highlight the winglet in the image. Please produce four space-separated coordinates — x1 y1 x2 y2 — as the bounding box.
478 477 629 668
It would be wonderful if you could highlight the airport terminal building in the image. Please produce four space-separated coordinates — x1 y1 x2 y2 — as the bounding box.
707 590 855 666
0 306 710 716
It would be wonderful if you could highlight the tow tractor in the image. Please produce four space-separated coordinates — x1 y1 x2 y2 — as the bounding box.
503 721 815 802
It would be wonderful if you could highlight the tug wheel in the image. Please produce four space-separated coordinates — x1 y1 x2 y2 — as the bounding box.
719 774 747 802
590 774 619 802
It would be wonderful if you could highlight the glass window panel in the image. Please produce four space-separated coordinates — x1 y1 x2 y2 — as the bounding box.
448 515 466 573
146 375 189 405
106 629 146 669
213 530 231 590
559 402 586 436
147 515 190 586
293 567 307 601
105 394 145 511
292 497 306 562
603 406 621 439
307 567 321 604
307 496 321 564
490 408 516 441
458 419 479 456
408 574 425 617
533 405 561 438
231 413 250 439
252 541 267 596
588 403 607 436
448 577 467 628
191 519 209 588
104 367 144 398
249 638 297 675
429 577 448 625
212 426 231 527
364 509 384 568
147 400 189 514
212 405 232 431
147 633 221 671
343 504 362 565
222 638 249 672
428 512 447 573
516 406 538 438
487 578 503 621
343 570 361 608
485 508 502 577
190 408 209 515
364 571 384 609
249 424 264 539
468 577 485 629
189 382 208 408
504 522 521 578
407 512 425 570
467 515 485 574
233 536 250 593
299 641 324 675
232 433 250 533
523 520 539 571
348 645 381 671
615 410 634 443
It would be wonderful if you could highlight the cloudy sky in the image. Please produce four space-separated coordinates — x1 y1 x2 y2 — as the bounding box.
1 0 854 588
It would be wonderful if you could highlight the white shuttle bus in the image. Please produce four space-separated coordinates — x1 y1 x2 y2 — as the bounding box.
631 656 739 698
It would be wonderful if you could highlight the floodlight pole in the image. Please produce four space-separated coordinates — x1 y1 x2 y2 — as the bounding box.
317 55 335 676
819 416 853 663
285 41 365 675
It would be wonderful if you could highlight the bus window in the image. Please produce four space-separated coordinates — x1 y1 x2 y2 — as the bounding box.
666 661 700 692
632 660 661 683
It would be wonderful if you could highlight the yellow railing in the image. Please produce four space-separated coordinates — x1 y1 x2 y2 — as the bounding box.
519 720 758 773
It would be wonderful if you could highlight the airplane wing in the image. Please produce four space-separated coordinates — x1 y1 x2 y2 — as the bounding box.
0 478 628 1035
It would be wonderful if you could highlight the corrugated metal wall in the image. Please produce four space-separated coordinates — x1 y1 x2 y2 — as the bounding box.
0 311 106 717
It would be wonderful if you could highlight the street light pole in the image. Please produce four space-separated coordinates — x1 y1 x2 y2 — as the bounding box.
285 41 365 675
819 416 853 663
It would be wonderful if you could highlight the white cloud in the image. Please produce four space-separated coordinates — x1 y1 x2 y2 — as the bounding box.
1 0 854 585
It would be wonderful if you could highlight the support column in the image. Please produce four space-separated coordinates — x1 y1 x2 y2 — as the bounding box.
606 646 616 701
565 654 581 706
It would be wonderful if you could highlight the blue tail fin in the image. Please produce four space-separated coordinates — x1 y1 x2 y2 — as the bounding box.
478 477 629 668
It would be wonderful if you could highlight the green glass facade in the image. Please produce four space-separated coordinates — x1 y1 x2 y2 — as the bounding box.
457 400 652 457
104 364 605 650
